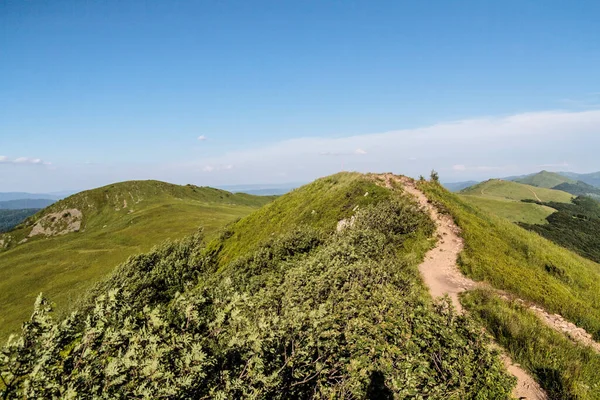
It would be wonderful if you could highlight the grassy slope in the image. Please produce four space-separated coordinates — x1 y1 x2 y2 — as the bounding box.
461 179 573 203
459 179 573 224
463 290 600 399
211 172 393 267
459 196 556 225
514 170 575 188
422 182 600 339
0 180 273 341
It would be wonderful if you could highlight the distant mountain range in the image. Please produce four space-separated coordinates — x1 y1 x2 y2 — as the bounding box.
442 181 480 192
217 183 302 196
507 171 600 199
445 170 600 195
0 191 77 201
0 192 61 202
558 171 600 187
0 199 55 210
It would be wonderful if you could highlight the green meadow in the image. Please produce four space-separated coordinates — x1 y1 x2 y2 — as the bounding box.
459 179 573 224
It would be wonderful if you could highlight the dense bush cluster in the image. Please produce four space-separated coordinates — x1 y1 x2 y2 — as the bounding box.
520 196 600 263
1 196 515 398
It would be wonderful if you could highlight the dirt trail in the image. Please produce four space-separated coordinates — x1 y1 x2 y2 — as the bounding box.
518 300 600 353
383 174 547 400
527 187 542 202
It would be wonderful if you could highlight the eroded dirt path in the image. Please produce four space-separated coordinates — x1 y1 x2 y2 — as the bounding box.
515 299 600 353
527 187 542 202
384 174 548 400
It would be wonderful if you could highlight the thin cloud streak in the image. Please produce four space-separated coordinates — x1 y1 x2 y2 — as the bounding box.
175 109 600 183
0 156 51 165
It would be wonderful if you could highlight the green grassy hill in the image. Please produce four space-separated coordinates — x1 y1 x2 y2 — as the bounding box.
461 179 573 202
459 179 573 224
0 180 274 341
1 173 517 399
513 170 575 188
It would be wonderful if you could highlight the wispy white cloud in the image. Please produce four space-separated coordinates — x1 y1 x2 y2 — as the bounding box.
0 156 51 165
539 162 570 168
202 164 234 173
177 109 600 183
453 164 514 172
558 92 600 109
320 148 368 156
197 135 208 141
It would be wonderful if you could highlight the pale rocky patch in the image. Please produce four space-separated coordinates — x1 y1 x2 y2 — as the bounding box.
28 209 83 237
336 215 356 232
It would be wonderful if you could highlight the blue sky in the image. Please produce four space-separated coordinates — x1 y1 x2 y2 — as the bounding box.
1 0 600 192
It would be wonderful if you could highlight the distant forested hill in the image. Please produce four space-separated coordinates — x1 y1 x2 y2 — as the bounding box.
553 182 600 200
559 171 600 187
0 209 40 232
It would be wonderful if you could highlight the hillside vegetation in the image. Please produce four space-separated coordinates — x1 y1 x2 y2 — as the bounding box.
0 180 274 341
553 181 600 199
459 179 572 224
0 173 516 399
520 196 600 264
421 181 600 398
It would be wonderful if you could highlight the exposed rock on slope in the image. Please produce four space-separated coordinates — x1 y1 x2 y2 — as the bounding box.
28 209 82 237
